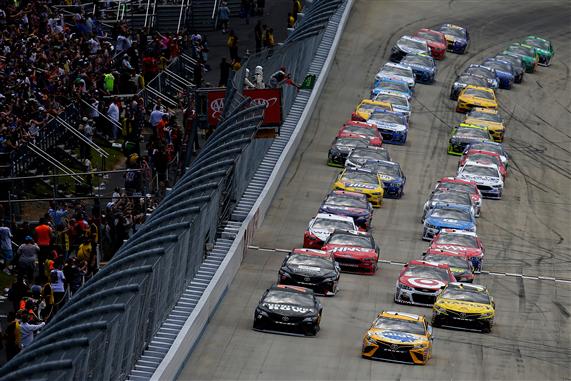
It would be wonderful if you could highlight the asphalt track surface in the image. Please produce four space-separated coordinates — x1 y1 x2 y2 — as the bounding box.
180 1 571 380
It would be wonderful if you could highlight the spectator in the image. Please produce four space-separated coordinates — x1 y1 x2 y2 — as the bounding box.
288 12 295 28
34 218 53 282
19 312 45 349
107 97 121 141
227 30 239 60
219 58 231 87
63 257 84 296
50 261 66 314
16 236 39 282
218 1 231 33
4 312 20 361
7 276 28 313
0 220 13 267
48 203 68 228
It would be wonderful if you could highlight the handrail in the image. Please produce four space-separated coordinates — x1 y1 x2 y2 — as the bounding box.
176 0 188 34
164 68 194 87
28 144 84 184
144 0 152 27
212 0 221 30
151 0 158 28
79 99 123 132
54 116 110 159
145 86 178 108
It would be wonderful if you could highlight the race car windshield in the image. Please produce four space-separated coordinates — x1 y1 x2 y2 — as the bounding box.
465 67 493 79
456 128 490 139
467 154 499 165
469 143 503 156
287 255 335 270
382 65 411 77
440 26 464 39
374 94 407 108
484 61 512 73
509 46 534 56
263 290 314 307
342 171 378 184
403 265 450 281
358 103 390 112
312 218 354 231
327 234 372 248
431 192 471 204
376 80 409 93
372 317 425 335
496 55 522 68
458 75 488 87
424 255 470 269
364 162 400 177
441 289 490 304
525 38 549 50
436 234 478 247
462 88 494 100
463 165 498 177
325 194 368 209
370 112 404 124
436 182 474 194
403 54 433 67
415 31 441 43
342 125 376 136
335 138 369 147
398 37 426 52
430 208 471 221
350 148 390 161
467 110 502 123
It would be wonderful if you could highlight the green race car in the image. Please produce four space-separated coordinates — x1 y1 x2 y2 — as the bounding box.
448 123 493 156
503 43 539 73
522 36 553 66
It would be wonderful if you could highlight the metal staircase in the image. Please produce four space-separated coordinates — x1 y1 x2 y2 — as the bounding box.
189 0 241 32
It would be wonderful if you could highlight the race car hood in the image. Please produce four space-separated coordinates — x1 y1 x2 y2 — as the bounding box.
331 142 359 153
399 274 447 290
375 72 415 87
459 95 497 107
405 62 435 73
286 264 337 278
435 299 493 315
378 173 403 183
444 34 467 44
308 227 334 242
323 245 377 260
370 119 407 132
464 119 503 131
340 181 379 192
451 134 488 144
457 173 501 186
368 329 428 345
427 245 483 259
373 88 412 100
396 41 426 55
425 216 474 231
260 302 316 317
319 205 369 219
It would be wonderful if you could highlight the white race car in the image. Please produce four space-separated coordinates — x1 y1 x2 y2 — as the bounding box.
375 62 416 89
457 160 503 199
303 213 357 249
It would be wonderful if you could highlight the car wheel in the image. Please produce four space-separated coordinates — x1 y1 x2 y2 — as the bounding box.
481 322 492 333
431 314 441 327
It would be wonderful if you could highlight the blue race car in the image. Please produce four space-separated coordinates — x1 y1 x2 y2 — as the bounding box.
360 160 406 199
370 78 413 100
366 110 408 145
372 91 412 121
422 205 476 241
400 53 437 84
481 58 515 89
318 190 373 230
438 24 470 54
421 190 476 222
494 54 524 83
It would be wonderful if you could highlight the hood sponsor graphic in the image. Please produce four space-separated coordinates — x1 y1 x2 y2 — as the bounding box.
207 88 282 127
329 246 372 253
345 183 376 189
296 265 321 272
263 303 311 314
405 277 446 289
381 331 418 342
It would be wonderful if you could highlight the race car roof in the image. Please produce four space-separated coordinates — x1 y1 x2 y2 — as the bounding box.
439 228 478 237
313 213 356 224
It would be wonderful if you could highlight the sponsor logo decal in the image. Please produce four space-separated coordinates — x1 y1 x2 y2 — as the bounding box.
297 265 321 272
382 331 417 342
345 183 376 189
406 277 446 288
330 247 371 252
264 303 311 313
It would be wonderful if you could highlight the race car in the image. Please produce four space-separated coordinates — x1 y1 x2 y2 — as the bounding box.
464 107 505 142
481 58 515 89
366 110 408 144
337 121 383 147
438 23 469 54
371 78 413 100
372 91 412 121
394 260 456 306
522 35 554 66
390 35 430 63
361 160 406 199
457 160 504 199
400 53 437 84
432 283 495 332
278 249 341 296
253 284 323 336
375 62 416 89
414 28 447 59
494 53 525 83
502 43 538 72
449 74 491 100
319 190 373 230
463 141 509 168
458 149 507 180
361 311 433 365
327 136 370 167
422 253 475 283
421 190 475 222
425 228 486 271
322 229 380 274
463 65 499 89
303 213 357 249
455 86 498 113
422 205 476 241
352 99 394 121
433 177 482 216
447 123 493 155
333 168 385 207
346 146 391 168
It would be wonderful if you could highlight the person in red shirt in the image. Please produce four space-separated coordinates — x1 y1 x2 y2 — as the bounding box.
34 218 53 283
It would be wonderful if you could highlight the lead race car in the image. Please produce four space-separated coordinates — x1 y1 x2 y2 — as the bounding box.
522 35 554 66
394 260 456 307
438 23 469 54
414 28 447 59
253 284 323 336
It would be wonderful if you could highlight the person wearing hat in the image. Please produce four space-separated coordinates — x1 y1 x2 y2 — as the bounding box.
16 236 39 282
19 310 45 349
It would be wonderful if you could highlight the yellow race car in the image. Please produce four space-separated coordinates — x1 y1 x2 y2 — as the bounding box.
456 85 498 113
464 107 505 142
362 310 433 365
351 99 393 121
432 282 495 333
333 168 384 207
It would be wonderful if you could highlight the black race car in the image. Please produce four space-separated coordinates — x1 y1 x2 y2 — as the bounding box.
253 284 323 336
327 136 370 167
278 249 341 295
345 146 391 169
449 74 490 100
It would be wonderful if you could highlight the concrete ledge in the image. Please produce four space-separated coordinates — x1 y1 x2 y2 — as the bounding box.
151 1 354 379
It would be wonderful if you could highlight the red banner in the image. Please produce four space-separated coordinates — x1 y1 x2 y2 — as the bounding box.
206 88 283 127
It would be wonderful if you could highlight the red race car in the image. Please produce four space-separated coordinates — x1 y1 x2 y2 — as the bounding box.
337 121 383 147
322 229 379 274
433 177 482 217
414 28 447 60
425 228 486 272
394 260 456 306
303 213 357 249
458 149 508 180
